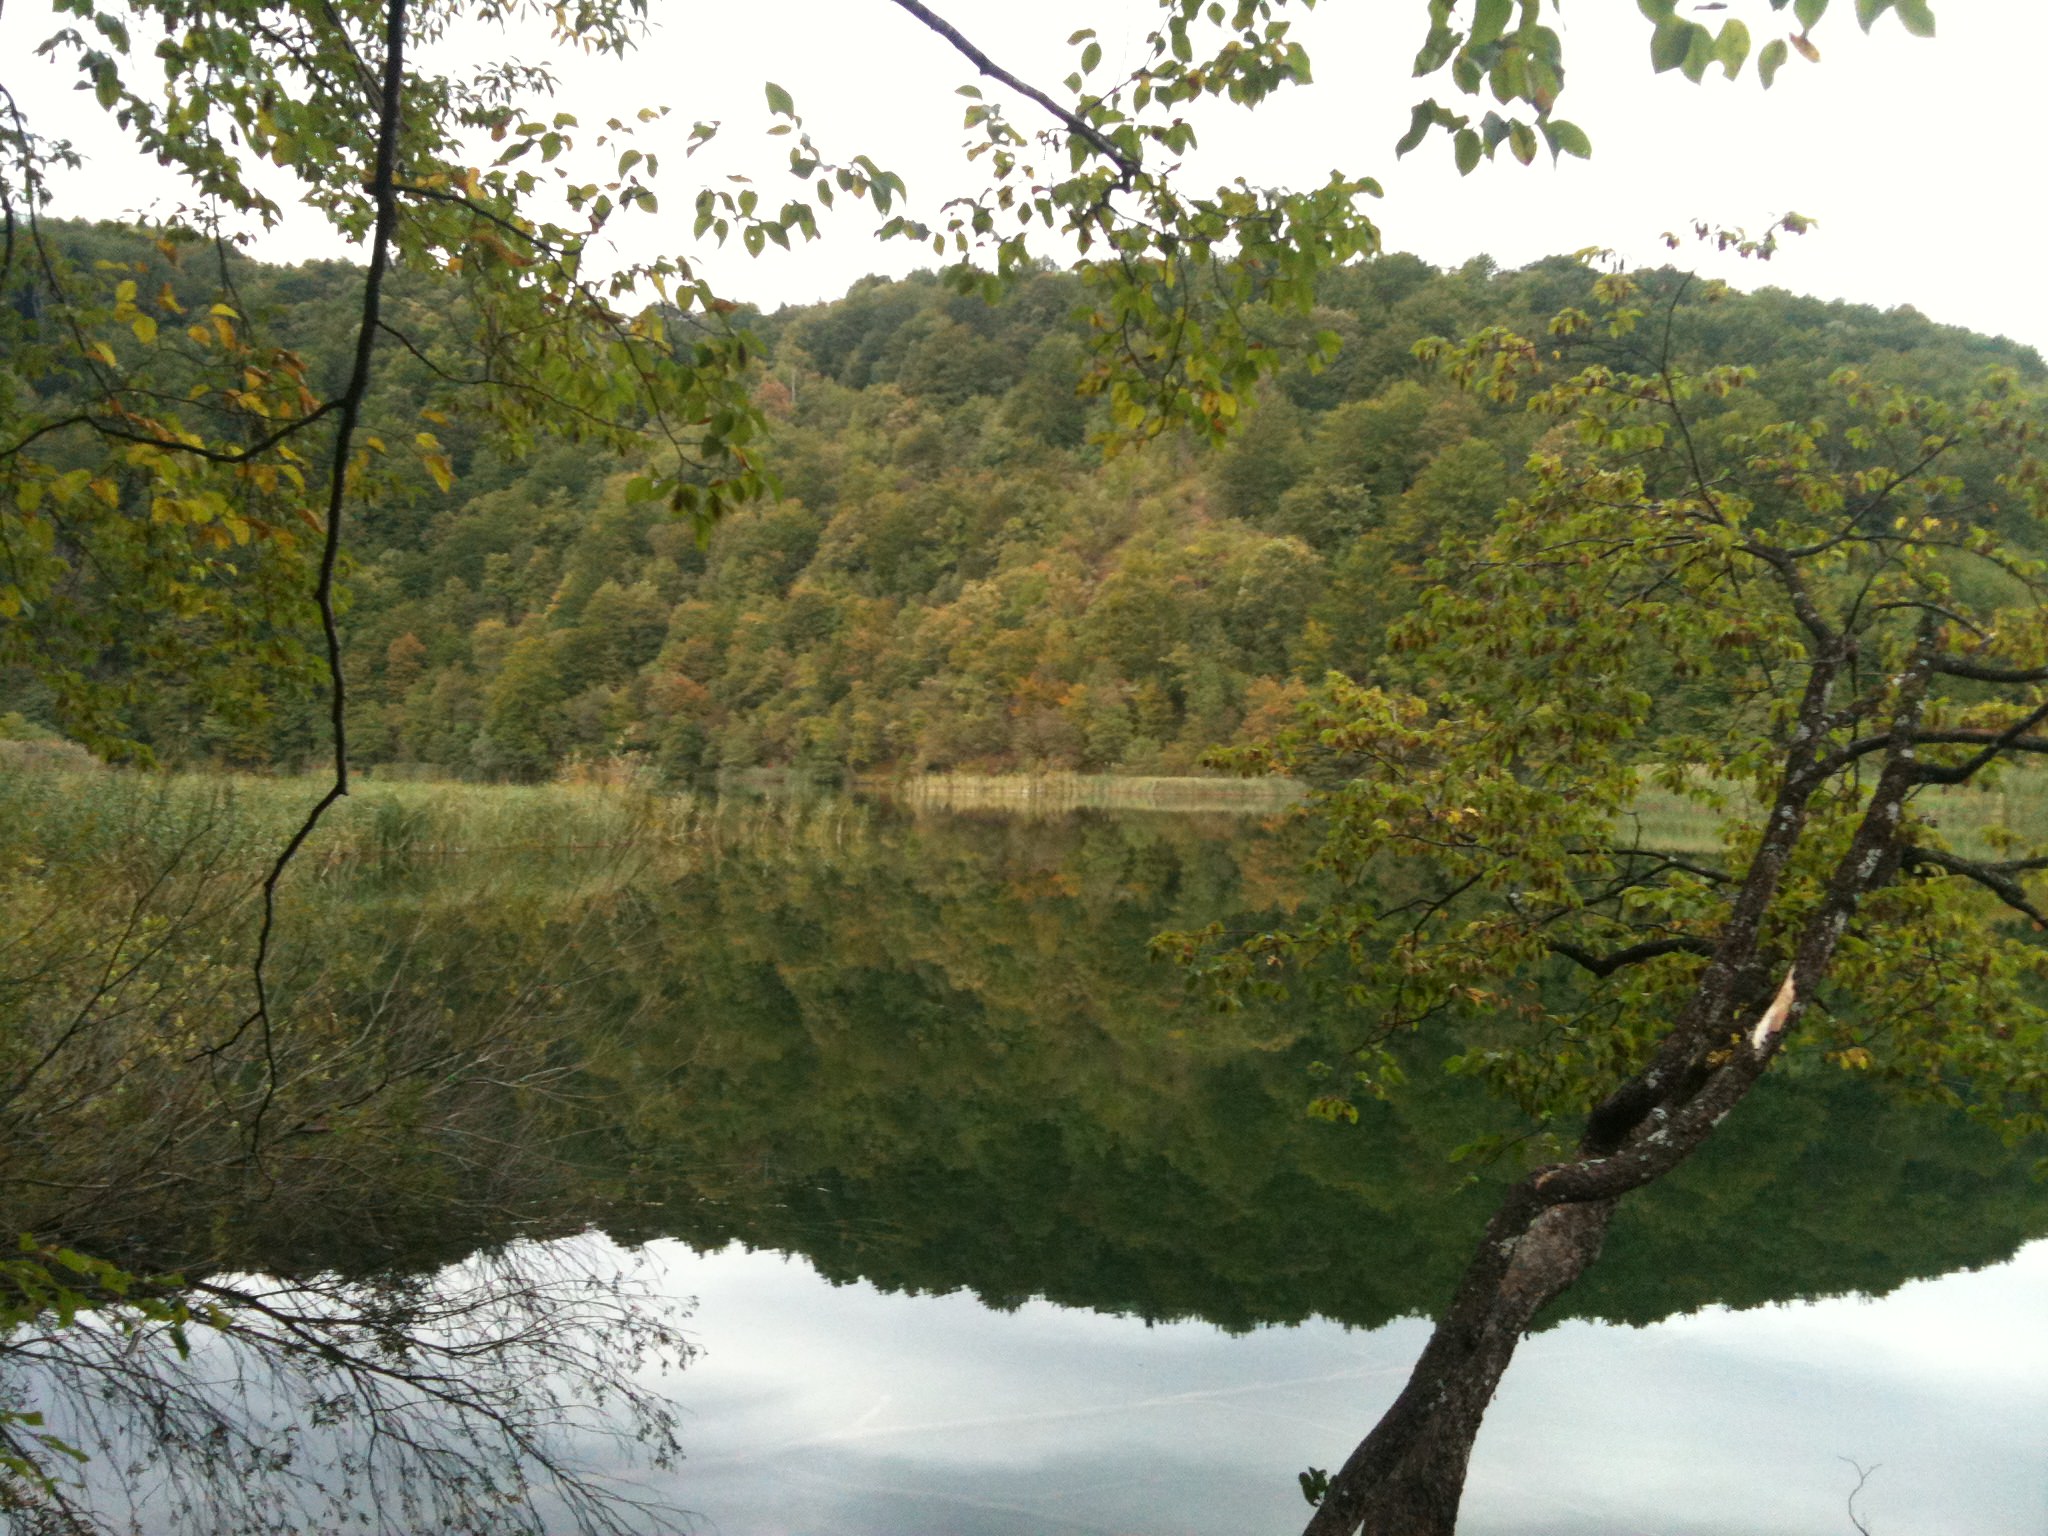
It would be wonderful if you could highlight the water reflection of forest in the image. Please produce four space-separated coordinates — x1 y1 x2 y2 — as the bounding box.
345 803 2048 1330
7 792 2045 1534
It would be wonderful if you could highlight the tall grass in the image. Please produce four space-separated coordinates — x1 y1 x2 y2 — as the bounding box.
882 771 1304 815
0 766 871 875
1629 768 2048 859
8 760 2043 878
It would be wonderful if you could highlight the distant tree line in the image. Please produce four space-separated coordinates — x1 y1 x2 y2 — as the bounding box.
5 227 2039 783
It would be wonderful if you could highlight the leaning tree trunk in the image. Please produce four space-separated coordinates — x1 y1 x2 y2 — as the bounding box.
1303 1190 1617 1536
1301 655 1929 1535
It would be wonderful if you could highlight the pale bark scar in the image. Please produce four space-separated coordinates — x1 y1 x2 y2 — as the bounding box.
1749 968 1798 1053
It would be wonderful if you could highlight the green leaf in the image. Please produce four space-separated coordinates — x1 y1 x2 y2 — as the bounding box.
1469 0 1513 47
1547 118 1591 159
1679 23 1715 81
1081 40 1102 73
1758 37 1790 86
1412 24 1458 76
1893 0 1935 36
1453 127 1481 175
1794 0 1828 27
1715 19 1751 77
1649 18 1691 72
764 81 794 117
1854 0 1892 31
1395 101 1438 157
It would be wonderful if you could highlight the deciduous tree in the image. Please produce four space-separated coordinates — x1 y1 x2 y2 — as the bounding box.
1173 258 2048 1534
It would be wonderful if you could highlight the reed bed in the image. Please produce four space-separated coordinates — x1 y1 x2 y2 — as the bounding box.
1628 768 2048 859
0 766 872 875
7 762 2044 884
880 771 1304 815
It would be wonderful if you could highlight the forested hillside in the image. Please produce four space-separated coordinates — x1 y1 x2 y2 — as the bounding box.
7 226 2040 779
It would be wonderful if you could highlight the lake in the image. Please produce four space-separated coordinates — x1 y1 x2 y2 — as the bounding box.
5 789 2045 1532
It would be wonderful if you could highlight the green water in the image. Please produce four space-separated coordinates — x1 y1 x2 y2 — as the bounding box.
301 800 2047 1325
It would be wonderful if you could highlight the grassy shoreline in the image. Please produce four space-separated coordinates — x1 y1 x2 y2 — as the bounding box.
867 770 1304 814
6 759 2042 864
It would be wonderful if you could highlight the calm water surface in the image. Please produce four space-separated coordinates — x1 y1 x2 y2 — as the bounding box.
35 797 2048 1532
476 801 2042 1535
653 1238 2047 1536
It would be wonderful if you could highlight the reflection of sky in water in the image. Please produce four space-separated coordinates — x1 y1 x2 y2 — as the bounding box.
648 1238 2048 1536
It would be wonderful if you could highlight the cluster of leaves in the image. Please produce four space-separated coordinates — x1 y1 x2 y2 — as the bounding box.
1 1240 194 1513
0 0 798 763
1400 0 1935 176
1177 265 2048 1155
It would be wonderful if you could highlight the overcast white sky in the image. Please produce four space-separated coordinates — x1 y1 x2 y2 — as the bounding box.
6 1 2046 352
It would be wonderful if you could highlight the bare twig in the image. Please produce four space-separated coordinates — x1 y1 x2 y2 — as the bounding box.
1839 1457 1879 1536
232 0 410 1140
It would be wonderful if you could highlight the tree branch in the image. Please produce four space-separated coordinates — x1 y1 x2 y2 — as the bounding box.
229 0 409 1142
1901 846 2048 926
1548 935 1713 978
883 0 1140 180
1907 700 2048 784
1932 655 2048 684
0 403 340 466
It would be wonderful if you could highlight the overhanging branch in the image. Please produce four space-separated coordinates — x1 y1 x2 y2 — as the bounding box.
884 0 1140 180
227 0 410 1144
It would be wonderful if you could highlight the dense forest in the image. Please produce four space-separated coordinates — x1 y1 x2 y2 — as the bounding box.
6 224 2040 781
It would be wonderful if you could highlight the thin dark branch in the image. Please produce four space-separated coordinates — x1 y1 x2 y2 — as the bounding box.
232 0 409 1142
1901 846 2048 927
0 403 339 465
1548 935 1714 978
1875 598 1987 639
883 0 1139 180
393 182 579 258
1931 655 2048 684
1906 701 2048 784
1608 851 1734 884
1840 1458 1879 1536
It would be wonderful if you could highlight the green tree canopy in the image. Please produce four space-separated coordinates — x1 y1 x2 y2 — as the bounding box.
1180 256 2048 1533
